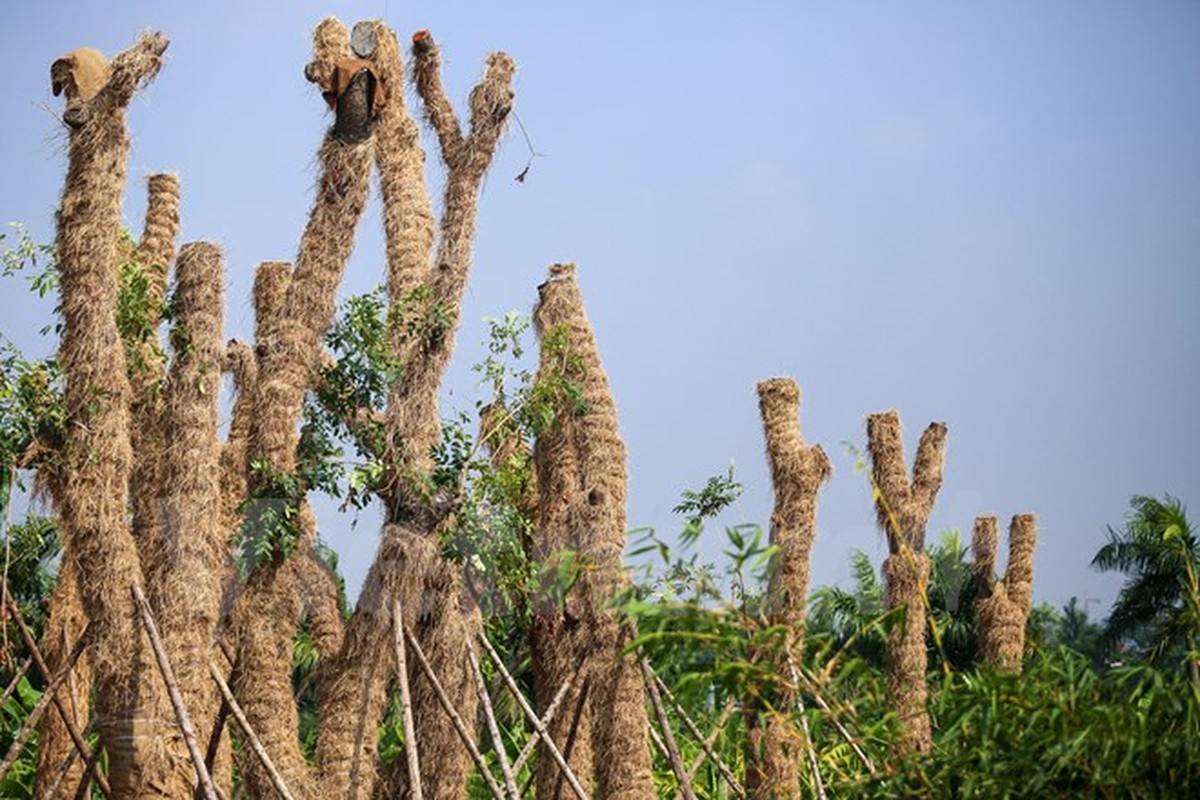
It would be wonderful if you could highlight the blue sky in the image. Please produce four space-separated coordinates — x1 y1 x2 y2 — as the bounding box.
2 2 1198 616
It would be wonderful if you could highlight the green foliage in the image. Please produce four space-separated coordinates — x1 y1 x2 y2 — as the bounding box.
0 674 43 798
1093 494 1200 674
238 459 307 569
848 650 1200 797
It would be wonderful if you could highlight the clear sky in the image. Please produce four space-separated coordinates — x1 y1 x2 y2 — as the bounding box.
2 2 1198 617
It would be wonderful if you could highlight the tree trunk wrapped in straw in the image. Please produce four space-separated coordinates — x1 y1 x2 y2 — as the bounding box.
745 378 831 799
533 263 656 799
32 559 89 799
30 172 174 797
973 513 1037 671
865 410 947 755
230 16 376 796
319 25 514 799
128 173 181 572
142 241 228 796
50 30 173 795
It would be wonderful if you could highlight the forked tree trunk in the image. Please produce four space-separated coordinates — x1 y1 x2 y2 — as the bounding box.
973 514 1037 671
865 410 947 756
745 378 831 799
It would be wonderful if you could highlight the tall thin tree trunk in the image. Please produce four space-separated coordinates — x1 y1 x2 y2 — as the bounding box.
745 378 831 799
533 263 656 799
50 31 172 796
866 410 947 756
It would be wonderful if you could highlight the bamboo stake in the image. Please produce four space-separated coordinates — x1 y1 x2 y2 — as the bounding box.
476 632 589 800
511 667 578 776
0 634 86 786
0 656 31 707
391 597 423 800
131 583 219 800
208 660 295 800
2 587 109 798
468 643 520 798
787 659 826 800
655 678 744 796
44 736 81 800
405 626 506 800
72 749 99 800
641 659 697 800
794 662 876 776
686 700 735 783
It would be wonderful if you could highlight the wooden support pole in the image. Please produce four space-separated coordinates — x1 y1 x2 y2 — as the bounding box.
2 586 109 798
468 643 520 798
391 597 423 800
787 659 826 800
640 659 697 800
0 656 31 707
0 634 86 786
686 701 736 784
794 661 876 776
511 668 577 776
131 583 219 800
404 626 506 800
476 632 590 800
655 677 744 796
208 660 295 800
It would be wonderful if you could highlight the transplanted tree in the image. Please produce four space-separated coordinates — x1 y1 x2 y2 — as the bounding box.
1093 494 1200 683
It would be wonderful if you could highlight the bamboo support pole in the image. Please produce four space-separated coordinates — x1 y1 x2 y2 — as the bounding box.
2 587 109 798
208 661 295 800
476 632 589 800
686 701 737 784
131 583 219 800
0 634 86 786
787 662 825 800
468 643 520 798
794 663 876 776
391 597 424 800
0 656 31 707
641 659 697 800
511 668 578 776
405 626 506 800
655 678 743 795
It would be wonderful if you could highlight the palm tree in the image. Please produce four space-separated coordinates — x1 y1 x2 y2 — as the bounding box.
1093 494 1200 683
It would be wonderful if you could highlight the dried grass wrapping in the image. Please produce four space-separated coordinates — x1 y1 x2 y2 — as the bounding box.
745 378 831 798
148 242 228 793
532 263 655 799
220 339 256 526
229 558 313 798
866 410 946 755
33 558 90 800
411 32 463 159
52 30 169 795
369 21 434 309
127 174 180 605
253 137 371 477
883 551 933 754
383 40 516 506
974 514 1037 671
319 526 476 800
